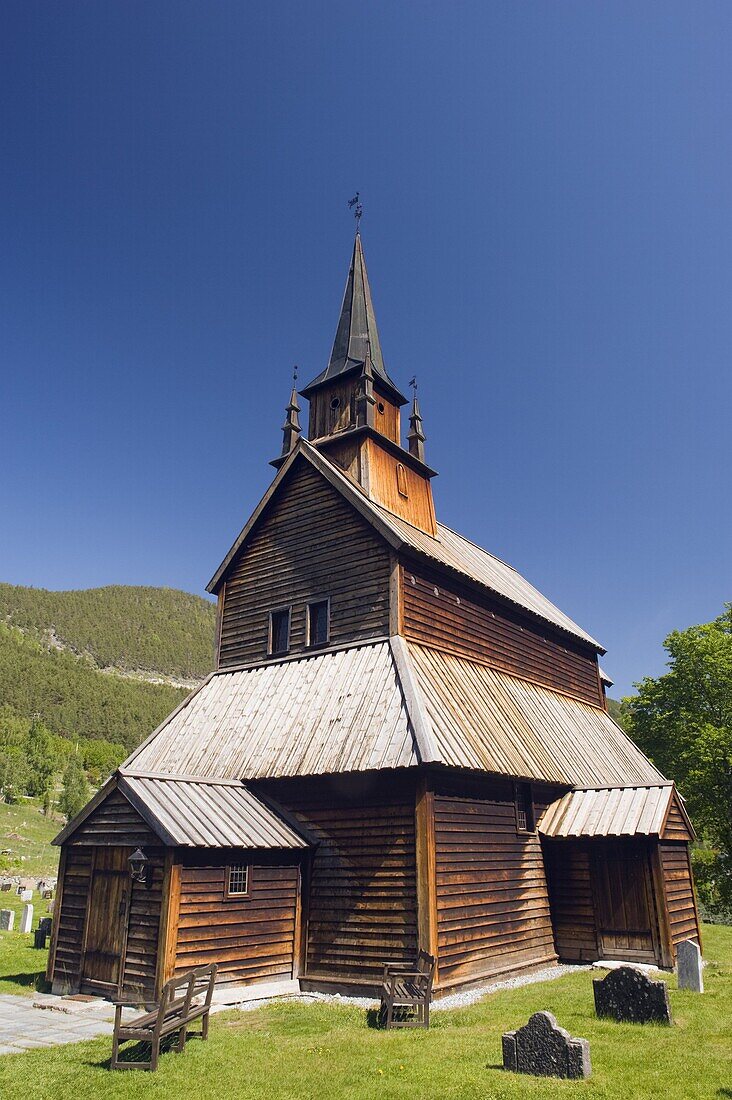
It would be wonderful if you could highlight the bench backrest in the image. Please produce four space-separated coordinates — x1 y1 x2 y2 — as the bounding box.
155 963 218 1035
415 951 436 993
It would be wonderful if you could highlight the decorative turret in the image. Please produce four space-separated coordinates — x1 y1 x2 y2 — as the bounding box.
407 383 426 463
270 369 302 468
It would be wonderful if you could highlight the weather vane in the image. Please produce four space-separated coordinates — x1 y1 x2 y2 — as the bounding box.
293 364 298 383
348 191 363 230
409 375 418 396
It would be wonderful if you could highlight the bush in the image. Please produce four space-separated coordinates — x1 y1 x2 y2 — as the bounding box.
691 845 732 924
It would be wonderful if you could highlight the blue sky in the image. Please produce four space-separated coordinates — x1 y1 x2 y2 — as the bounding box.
1 1 730 697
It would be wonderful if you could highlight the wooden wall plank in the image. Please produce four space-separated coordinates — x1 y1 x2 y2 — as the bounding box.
68 789 159 848
659 843 702 954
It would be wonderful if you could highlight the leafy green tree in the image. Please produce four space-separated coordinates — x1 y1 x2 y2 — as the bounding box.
59 756 90 822
24 718 57 798
0 748 29 804
623 605 732 917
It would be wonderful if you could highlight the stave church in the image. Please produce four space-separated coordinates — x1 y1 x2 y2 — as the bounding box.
48 227 700 1000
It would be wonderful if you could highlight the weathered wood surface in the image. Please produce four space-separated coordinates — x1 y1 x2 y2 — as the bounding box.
219 460 391 667
121 853 165 996
173 853 300 985
365 438 437 535
659 843 701 951
543 840 599 961
50 846 93 987
260 774 418 984
662 794 694 842
401 565 602 706
68 788 158 848
432 775 556 986
589 840 657 963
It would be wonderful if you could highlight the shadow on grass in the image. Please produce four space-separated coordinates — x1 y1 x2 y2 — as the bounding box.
1 972 50 993
89 1033 185 1071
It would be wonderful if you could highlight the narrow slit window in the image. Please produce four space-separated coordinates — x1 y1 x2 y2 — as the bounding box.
396 462 409 498
269 607 291 655
226 865 249 897
308 599 330 647
515 782 534 833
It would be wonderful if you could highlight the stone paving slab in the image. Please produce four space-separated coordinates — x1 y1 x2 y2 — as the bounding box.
0 994 120 1056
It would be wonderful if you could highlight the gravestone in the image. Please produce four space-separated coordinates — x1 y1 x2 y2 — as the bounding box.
20 889 33 902
502 1011 591 1079
0 882 11 892
593 965 672 1024
38 916 53 936
677 939 703 993
20 903 34 934
0 909 14 931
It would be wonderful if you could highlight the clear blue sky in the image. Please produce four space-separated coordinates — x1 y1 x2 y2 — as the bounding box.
1 2 730 697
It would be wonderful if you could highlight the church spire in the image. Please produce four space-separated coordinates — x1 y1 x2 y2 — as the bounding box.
270 369 301 468
407 386 426 463
300 232 407 407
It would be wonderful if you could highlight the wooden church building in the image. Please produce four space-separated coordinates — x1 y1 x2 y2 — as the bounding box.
48 231 701 1001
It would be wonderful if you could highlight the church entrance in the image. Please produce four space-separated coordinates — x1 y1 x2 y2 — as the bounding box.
590 840 659 964
80 847 131 995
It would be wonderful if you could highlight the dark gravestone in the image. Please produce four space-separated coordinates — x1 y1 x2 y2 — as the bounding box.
593 966 672 1024
34 928 47 950
38 917 53 935
502 1011 591 1079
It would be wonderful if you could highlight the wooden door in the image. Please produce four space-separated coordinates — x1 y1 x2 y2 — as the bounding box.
81 847 131 994
591 842 658 964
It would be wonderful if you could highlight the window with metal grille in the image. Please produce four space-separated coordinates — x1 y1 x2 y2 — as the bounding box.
226 865 249 897
514 782 534 833
307 599 330 647
269 607 291 655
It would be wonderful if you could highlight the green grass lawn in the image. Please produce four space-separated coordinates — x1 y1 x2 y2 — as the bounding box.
0 796 61 878
0 924 729 1100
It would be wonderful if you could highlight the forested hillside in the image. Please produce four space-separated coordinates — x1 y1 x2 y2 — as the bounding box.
0 584 216 680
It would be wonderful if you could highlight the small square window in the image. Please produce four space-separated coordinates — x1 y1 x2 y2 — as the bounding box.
515 782 534 833
307 600 330 647
269 608 291 655
226 865 249 897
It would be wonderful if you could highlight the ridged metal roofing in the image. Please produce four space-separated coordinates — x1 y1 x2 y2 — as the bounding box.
125 641 418 780
119 776 309 848
538 785 674 839
405 643 665 788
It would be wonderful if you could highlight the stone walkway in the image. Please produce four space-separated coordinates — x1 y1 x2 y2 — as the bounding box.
0 994 118 1055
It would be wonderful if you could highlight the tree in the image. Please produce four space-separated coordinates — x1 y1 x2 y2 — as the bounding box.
0 748 29 804
24 717 57 799
59 756 90 822
623 604 732 916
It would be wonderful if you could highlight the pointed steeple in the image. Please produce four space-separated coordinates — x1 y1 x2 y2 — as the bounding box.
407 393 426 463
300 233 407 407
270 373 302 468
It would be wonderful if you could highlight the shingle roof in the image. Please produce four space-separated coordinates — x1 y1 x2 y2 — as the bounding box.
538 785 674 839
122 639 662 790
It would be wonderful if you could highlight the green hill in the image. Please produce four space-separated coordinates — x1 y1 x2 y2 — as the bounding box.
0 584 216 680
0 585 216 757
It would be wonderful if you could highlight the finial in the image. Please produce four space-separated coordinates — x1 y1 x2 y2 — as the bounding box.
407 382 426 463
270 367 302 468
348 191 363 232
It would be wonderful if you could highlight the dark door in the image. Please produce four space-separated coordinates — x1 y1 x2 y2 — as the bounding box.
591 841 659 964
82 847 130 994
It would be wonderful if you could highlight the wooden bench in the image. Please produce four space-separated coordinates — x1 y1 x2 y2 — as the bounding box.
380 950 436 1029
111 963 217 1071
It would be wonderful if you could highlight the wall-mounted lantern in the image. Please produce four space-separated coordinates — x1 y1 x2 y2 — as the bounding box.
128 848 152 888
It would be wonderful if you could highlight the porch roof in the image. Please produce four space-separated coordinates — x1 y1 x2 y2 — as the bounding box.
538 784 677 839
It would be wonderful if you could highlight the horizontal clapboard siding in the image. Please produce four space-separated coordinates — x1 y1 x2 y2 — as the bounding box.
121 854 165 997
69 789 159 847
51 847 93 986
543 840 599 961
660 843 701 950
219 460 391 667
433 776 557 984
261 775 418 983
174 854 300 985
402 565 602 706
662 796 693 842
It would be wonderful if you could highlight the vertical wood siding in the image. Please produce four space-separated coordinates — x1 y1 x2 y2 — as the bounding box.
174 853 300 985
433 775 556 985
51 847 93 988
660 843 701 949
365 440 437 535
401 566 602 706
219 460 391 667
259 774 418 983
542 840 599 961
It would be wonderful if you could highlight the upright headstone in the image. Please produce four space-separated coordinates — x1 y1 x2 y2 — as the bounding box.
593 965 672 1024
0 909 14 931
38 916 53 936
677 939 704 993
20 903 34 934
20 889 33 902
502 1011 591 1079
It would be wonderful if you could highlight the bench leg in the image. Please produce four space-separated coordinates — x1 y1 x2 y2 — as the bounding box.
386 999 394 1030
150 1038 160 1073
202 1011 210 1041
110 1032 120 1070
177 1025 188 1053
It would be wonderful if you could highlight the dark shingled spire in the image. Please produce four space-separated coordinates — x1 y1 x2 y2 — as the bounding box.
270 381 301 468
407 393 426 462
300 233 407 407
